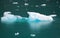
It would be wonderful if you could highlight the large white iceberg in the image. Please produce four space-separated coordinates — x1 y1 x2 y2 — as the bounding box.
1 11 56 30
1 11 56 24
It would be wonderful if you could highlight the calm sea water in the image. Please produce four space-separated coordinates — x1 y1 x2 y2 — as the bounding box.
0 0 60 38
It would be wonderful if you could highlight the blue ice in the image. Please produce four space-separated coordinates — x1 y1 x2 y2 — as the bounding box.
1 11 56 30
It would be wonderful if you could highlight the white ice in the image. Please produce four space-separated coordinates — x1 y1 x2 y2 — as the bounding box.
1 11 56 30
24 3 29 6
15 32 19 36
27 12 56 30
41 4 46 6
27 12 56 22
1 11 22 24
30 34 36 37
1 11 56 24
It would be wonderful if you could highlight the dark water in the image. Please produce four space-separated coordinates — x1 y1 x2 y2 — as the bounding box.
0 0 60 38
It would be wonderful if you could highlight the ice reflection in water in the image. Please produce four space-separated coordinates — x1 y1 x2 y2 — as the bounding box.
28 20 52 31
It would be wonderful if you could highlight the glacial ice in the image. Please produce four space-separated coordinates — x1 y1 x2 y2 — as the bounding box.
27 12 56 30
1 11 22 24
27 12 56 22
1 11 56 30
1 11 56 24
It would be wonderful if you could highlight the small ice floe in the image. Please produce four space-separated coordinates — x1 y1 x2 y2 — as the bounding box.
27 12 56 22
40 4 46 6
1 11 17 24
30 34 36 37
24 3 29 6
1 11 22 24
12 2 18 4
15 32 19 36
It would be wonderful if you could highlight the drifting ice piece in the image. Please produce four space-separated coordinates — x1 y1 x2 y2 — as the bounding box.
1 11 22 24
1 11 56 25
27 12 56 30
27 12 56 22
15 32 19 36
30 34 36 37
41 4 46 6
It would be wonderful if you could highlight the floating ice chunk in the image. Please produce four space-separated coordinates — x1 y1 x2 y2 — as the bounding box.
15 32 19 36
41 4 46 6
1 11 22 24
12 2 18 4
1 11 17 24
27 12 56 30
30 34 36 37
24 3 29 6
27 12 56 22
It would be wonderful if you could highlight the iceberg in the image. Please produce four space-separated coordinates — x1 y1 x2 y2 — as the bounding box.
27 12 56 30
1 11 56 30
1 11 22 24
27 12 56 22
1 11 56 24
